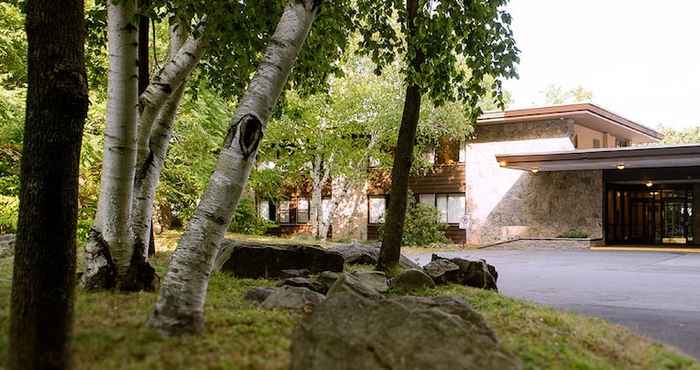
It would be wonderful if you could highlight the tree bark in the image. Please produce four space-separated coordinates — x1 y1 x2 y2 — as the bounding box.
377 0 425 271
82 0 139 290
8 0 88 368
148 0 321 336
127 17 192 291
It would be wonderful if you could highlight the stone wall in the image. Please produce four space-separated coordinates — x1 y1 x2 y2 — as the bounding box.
465 119 604 245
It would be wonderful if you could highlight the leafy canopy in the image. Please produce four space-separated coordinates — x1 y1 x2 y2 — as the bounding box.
355 0 519 120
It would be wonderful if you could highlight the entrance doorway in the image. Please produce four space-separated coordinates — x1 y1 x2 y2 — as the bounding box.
605 186 695 245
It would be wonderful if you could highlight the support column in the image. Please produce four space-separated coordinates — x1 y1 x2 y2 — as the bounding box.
693 184 700 245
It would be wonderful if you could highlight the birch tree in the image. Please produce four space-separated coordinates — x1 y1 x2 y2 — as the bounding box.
149 0 328 335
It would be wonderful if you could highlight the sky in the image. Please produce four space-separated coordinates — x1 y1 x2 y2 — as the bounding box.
503 0 700 129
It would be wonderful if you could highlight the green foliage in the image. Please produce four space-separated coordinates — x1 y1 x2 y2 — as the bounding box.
157 84 233 224
379 195 448 247
660 126 700 144
0 195 18 234
355 0 519 120
543 84 593 105
228 198 276 235
558 229 589 238
0 2 27 88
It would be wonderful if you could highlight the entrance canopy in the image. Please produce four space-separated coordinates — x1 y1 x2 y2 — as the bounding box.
496 144 700 172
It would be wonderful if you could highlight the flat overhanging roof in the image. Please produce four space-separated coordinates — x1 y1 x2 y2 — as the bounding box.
478 103 663 143
496 144 700 172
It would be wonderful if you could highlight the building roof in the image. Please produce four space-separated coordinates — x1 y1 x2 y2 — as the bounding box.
496 144 700 172
478 103 663 142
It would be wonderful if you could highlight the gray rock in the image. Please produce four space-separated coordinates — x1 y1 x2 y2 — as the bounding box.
279 277 327 294
279 269 311 278
423 258 461 284
328 242 420 269
0 234 15 258
261 286 325 310
290 289 521 370
314 271 340 294
429 254 498 291
218 240 344 279
390 269 436 291
350 271 389 293
244 287 275 303
327 272 383 299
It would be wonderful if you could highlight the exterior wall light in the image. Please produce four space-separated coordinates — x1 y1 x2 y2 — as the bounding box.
531 168 539 174
499 160 507 167
646 181 653 187
616 163 625 170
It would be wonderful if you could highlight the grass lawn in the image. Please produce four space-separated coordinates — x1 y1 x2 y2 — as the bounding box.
0 233 698 370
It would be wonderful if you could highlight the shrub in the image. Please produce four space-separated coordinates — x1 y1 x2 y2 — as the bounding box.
0 195 18 234
379 197 449 246
228 198 276 235
558 228 589 238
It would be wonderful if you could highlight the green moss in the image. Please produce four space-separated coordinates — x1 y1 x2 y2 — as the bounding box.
0 240 698 370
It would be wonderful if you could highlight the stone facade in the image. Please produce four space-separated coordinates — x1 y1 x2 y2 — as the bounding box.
465 119 604 245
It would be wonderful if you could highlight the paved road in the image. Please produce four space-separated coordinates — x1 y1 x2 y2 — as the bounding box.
413 249 700 360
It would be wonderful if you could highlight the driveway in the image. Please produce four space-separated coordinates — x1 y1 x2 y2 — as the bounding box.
413 249 700 360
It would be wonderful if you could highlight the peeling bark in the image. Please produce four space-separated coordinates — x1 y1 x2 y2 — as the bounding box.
83 0 140 288
149 0 321 336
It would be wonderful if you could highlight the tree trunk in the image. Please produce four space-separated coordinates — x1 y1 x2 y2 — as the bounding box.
377 0 425 271
9 0 88 368
309 155 323 238
82 0 139 290
148 0 321 336
126 17 192 290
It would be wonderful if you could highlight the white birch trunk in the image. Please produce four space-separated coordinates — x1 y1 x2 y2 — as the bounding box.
308 155 322 237
148 0 321 335
319 178 352 241
131 18 193 258
83 0 139 288
135 22 207 175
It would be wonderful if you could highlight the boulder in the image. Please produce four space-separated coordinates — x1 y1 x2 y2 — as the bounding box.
390 269 436 291
261 286 325 310
244 287 275 303
327 272 384 299
290 289 521 370
278 277 327 294
427 254 498 291
314 271 340 294
279 269 311 278
351 271 389 293
0 234 15 258
328 242 420 269
218 240 344 279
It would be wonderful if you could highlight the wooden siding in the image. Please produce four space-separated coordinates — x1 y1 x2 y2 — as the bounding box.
408 164 466 194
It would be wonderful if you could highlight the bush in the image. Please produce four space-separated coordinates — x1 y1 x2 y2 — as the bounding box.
558 228 589 238
228 198 276 235
0 195 18 234
379 197 449 246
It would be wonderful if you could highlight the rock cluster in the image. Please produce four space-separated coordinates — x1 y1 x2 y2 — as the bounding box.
289 272 520 370
423 254 499 291
328 242 420 269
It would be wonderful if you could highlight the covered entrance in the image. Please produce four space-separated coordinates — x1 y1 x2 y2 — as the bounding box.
495 144 700 248
605 186 694 245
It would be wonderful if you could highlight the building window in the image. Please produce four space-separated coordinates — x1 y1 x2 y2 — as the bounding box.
420 193 466 224
278 201 290 224
368 196 386 224
297 198 309 224
593 138 601 148
615 137 630 147
423 146 436 164
258 200 276 222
